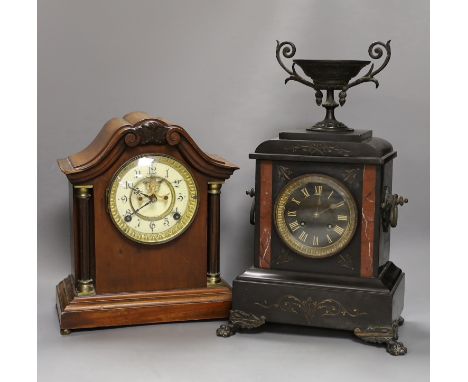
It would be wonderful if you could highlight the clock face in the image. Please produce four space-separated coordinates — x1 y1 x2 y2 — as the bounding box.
274 174 357 258
108 154 198 244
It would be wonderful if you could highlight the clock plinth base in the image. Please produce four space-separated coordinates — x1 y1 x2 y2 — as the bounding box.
218 262 405 355
56 275 232 332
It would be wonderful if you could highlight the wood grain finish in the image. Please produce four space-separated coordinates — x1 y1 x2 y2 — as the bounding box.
56 112 238 330
360 164 377 278
93 145 209 293
57 276 231 330
75 187 94 290
207 183 222 283
58 112 238 183
259 161 273 269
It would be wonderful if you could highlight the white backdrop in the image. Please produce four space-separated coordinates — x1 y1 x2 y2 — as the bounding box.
38 1 429 381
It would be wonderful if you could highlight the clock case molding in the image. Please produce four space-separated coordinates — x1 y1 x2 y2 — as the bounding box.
218 129 407 355
56 112 238 333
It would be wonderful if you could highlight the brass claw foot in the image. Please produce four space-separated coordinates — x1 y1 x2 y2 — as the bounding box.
216 323 237 337
60 328 71 336
386 339 407 356
354 318 407 356
216 309 266 338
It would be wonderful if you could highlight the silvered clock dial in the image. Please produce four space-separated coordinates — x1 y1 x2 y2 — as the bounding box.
275 174 357 258
108 154 198 244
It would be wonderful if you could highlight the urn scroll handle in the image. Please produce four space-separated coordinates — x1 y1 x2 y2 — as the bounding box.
276 40 324 106
339 40 392 106
275 40 392 107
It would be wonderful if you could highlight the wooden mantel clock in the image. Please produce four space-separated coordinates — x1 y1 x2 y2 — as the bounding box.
56 111 238 334
217 41 409 356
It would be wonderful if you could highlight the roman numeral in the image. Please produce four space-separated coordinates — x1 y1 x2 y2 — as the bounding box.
301 187 310 198
332 201 345 209
287 211 297 217
327 190 334 199
298 231 308 242
289 220 301 232
314 185 323 196
291 197 301 205
326 234 333 244
337 215 348 221
333 225 345 235
312 235 319 246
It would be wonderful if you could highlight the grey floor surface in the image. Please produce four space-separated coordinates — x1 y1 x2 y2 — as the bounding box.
38 238 429 382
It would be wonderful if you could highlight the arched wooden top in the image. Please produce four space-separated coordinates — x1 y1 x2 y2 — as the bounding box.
58 111 239 182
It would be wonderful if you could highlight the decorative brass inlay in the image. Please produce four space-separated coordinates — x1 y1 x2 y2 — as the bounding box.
277 165 293 181
108 154 199 245
274 248 292 265
255 295 366 324
291 143 351 156
337 253 355 270
274 174 358 258
343 168 360 184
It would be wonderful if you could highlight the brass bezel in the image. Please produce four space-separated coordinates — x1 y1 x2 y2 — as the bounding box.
274 174 357 259
108 154 199 245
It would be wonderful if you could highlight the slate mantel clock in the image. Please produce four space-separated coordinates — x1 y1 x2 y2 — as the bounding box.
56 112 238 333
217 41 409 356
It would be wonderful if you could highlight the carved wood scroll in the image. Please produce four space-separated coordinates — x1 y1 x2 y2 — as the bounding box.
57 111 238 183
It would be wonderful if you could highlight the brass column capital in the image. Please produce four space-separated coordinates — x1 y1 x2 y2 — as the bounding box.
208 181 223 195
74 185 93 199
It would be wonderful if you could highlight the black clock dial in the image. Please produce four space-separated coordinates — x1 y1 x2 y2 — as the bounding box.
275 174 357 258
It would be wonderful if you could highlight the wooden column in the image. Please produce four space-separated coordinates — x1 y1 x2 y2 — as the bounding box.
207 182 223 285
74 185 96 296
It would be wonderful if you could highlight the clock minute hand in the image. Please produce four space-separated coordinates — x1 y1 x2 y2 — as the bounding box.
128 199 153 216
316 203 337 216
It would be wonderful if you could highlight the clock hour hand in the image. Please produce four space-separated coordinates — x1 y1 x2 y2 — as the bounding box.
129 186 151 199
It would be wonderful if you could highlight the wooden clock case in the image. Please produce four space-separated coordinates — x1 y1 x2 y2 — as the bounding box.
56 112 238 333
217 129 407 355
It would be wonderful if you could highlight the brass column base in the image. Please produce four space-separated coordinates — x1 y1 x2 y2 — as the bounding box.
207 273 221 285
76 279 96 296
